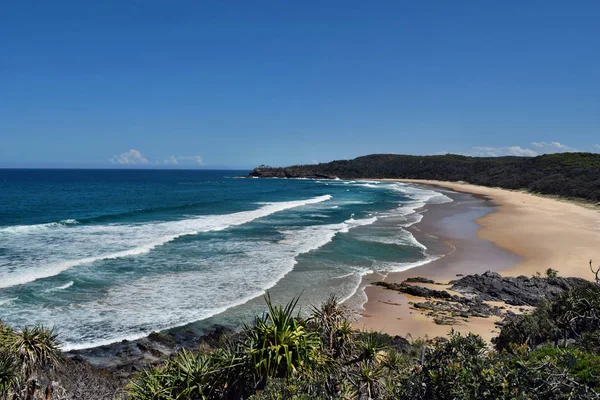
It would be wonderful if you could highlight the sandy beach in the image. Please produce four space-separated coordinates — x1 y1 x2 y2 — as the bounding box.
355 180 600 342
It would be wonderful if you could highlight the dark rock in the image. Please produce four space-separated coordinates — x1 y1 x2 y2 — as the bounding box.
404 277 435 284
375 281 455 300
249 166 338 180
148 331 176 345
449 270 589 306
391 335 411 353
67 324 236 379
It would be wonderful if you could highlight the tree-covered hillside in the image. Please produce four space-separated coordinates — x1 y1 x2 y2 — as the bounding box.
250 153 600 202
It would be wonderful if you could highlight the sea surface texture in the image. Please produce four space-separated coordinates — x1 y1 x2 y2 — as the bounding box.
0 170 451 349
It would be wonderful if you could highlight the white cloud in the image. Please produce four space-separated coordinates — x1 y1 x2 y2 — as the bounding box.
593 144 600 151
109 150 203 166
175 156 204 165
164 155 178 165
531 142 577 153
466 141 580 157
109 149 149 165
468 146 538 157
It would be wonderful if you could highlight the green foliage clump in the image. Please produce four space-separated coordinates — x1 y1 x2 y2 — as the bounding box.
128 287 600 400
494 282 600 351
0 321 62 400
529 346 600 391
6 280 600 399
244 294 322 382
546 268 559 278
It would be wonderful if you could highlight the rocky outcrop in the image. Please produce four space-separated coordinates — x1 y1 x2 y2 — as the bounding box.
375 281 505 322
68 325 235 378
449 271 589 306
249 166 338 179
404 277 436 284
374 271 590 325
375 281 456 301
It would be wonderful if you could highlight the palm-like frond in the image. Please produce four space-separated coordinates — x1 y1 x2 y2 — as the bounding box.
244 292 322 382
127 364 177 400
0 349 19 396
0 321 16 349
351 330 389 364
10 325 62 376
310 295 351 355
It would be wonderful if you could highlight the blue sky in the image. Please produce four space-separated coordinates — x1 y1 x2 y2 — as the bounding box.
1 1 599 169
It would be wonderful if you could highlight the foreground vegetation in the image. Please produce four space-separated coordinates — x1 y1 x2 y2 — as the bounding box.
3 277 600 399
250 153 600 202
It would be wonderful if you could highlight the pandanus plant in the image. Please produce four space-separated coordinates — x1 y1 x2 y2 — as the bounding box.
310 294 351 357
243 293 322 384
0 322 62 400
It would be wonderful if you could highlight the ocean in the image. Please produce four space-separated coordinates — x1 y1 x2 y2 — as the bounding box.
0 169 451 350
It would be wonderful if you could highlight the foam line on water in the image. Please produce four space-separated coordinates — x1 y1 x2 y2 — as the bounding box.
54 215 377 349
0 297 18 306
0 219 79 234
61 289 264 351
0 195 332 289
45 281 74 292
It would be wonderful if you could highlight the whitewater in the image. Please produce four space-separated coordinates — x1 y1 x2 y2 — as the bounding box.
0 170 451 349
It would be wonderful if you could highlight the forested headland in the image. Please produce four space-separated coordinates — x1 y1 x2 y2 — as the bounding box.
250 153 600 202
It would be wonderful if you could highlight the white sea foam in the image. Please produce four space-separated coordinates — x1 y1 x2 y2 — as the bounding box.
0 297 18 306
360 229 427 250
338 273 363 303
0 195 332 289
340 216 378 233
333 272 356 279
20 215 377 350
0 180 456 349
46 281 74 292
0 219 79 234
384 255 440 273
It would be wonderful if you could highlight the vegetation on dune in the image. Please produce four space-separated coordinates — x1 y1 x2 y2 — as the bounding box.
3 271 600 399
250 153 600 202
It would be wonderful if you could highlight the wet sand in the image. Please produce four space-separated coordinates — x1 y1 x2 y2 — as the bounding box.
355 181 600 342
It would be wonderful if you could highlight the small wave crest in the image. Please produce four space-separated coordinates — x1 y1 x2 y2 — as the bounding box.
45 281 74 292
0 297 18 306
0 219 79 234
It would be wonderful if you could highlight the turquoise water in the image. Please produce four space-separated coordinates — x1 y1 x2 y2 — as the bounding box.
0 170 451 349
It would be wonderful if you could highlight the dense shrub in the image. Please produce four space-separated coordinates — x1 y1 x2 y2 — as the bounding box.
494 283 600 351
0 321 63 400
4 281 600 399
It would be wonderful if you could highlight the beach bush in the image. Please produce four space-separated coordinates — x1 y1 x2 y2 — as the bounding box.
244 294 322 383
546 268 559 278
0 321 62 400
494 282 600 351
4 279 600 399
126 289 600 400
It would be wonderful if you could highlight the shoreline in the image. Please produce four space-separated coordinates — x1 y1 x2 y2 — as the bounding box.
355 179 600 341
69 179 600 369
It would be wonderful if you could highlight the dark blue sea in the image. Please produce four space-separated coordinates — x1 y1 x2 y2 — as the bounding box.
0 169 451 349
